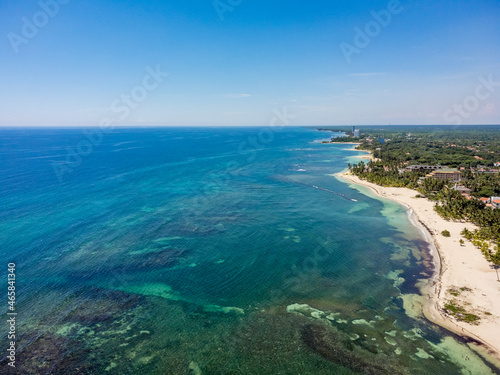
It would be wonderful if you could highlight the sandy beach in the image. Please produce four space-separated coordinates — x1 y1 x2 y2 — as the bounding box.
336 170 500 366
322 141 381 162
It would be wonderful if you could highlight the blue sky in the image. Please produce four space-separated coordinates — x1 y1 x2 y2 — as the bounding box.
1 0 499 126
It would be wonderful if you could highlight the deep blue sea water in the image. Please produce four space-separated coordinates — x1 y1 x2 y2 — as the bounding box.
0 127 497 374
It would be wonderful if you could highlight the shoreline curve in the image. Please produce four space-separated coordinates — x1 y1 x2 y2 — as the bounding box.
335 169 500 369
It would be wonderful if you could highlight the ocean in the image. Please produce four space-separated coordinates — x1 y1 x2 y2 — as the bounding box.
0 127 496 374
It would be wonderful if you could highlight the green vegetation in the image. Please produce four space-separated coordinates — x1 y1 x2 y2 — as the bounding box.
347 162 500 242
322 125 500 274
447 287 472 297
461 229 500 281
441 230 451 237
444 300 481 324
321 125 500 168
348 160 424 189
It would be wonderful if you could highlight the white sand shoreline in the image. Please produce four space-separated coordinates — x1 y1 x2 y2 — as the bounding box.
335 170 500 367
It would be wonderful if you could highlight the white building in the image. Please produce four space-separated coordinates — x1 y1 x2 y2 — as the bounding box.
490 197 500 209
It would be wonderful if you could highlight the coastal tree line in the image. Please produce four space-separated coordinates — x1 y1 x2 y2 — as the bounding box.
339 126 500 278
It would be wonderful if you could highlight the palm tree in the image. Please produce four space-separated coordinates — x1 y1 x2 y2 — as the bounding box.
491 245 500 282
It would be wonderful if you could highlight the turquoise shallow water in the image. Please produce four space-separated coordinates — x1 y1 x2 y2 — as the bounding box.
0 127 498 374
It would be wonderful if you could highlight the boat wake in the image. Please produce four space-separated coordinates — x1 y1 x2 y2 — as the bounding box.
310 185 358 202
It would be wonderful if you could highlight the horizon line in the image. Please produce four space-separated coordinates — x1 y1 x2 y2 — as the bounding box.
2 123 500 128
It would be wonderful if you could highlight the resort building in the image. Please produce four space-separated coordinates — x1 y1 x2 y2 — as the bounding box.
491 198 500 209
452 184 472 195
480 197 490 204
471 167 499 175
425 168 462 182
478 197 500 209
404 165 442 172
